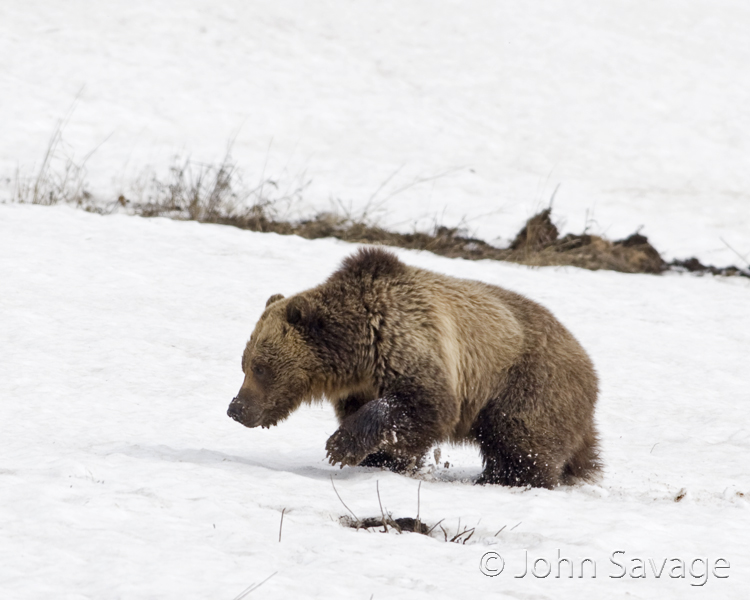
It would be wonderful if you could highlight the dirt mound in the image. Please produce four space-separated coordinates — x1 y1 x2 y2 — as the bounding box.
509 208 559 252
500 212 666 274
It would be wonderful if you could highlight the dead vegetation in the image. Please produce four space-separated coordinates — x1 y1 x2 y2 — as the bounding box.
340 515 432 536
122 158 748 278
11 140 749 278
332 478 480 543
129 151 309 227
12 109 96 209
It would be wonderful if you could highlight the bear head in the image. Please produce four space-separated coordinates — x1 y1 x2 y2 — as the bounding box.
227 292 325 428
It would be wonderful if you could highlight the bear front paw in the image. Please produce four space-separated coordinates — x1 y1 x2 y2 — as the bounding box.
325 428 373 468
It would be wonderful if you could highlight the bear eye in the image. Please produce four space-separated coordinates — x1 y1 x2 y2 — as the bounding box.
252 364 267 378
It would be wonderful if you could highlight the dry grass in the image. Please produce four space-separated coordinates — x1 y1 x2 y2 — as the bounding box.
122 161 746 277
333 478 476 542
13 113 95 209
10 133 748 278
125 148 310 225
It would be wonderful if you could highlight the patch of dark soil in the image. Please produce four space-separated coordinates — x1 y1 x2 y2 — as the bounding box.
20 130 747 278
141 196 749 278
669 257 748 277
205 209 748 278
340 515 479 543
340 515 430 534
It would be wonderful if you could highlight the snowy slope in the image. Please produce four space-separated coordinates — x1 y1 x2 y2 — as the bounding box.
1 203 748 599
2 0 749 265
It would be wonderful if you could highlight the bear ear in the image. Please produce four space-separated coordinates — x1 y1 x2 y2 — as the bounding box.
286 296 321 331
265 293 285 308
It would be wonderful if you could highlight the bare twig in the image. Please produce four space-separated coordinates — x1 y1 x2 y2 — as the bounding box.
449 530 464 543
379 166 464 206
451 527 475 545
330 475 359 522
548 182 561 210
278 508 285 542
32 92 82 203
425 518 445 536
720 237 750 268
366 164 405 209
257 138 274 208
449 518 475 544
390 517 402 534
494 525 507 537
80 131 114 167
417 481 422 523
231 571 278 600
376 480 388 533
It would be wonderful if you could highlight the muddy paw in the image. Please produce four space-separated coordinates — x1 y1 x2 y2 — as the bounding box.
325 428 371 468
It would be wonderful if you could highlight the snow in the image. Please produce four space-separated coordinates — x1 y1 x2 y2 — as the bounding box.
2 0 750 265
1 203 748 599
2 1 750 597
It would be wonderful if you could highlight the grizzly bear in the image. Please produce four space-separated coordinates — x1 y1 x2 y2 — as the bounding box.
227 247 600 488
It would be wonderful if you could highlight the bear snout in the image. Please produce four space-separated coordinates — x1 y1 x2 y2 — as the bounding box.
226 400 242 421
227 397 262 428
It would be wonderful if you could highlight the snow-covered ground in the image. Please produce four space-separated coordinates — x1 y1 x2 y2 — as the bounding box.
1 203 748 599
3 2 749 598
2 0 749 265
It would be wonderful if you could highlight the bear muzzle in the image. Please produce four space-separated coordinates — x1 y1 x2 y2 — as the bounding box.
227 396 264 428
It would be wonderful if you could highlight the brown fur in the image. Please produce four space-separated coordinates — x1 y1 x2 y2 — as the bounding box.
227 247 601 488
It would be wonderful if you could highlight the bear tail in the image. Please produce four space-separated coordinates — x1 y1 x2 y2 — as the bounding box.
561 430 602 485
336 247 406 280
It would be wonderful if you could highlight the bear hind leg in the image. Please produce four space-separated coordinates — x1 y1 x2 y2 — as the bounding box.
475 438 562 489
472 405 563 489
561 430 601 484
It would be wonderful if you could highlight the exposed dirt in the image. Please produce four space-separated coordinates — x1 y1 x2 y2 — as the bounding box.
197 207 747 278
341 515 430 534
340 515 479 544
17 146 747 278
